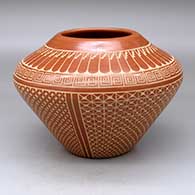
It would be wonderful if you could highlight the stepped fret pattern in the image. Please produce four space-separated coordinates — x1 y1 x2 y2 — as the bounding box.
14 43 182 89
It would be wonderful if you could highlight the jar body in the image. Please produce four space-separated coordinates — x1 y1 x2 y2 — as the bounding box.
13 28 183 158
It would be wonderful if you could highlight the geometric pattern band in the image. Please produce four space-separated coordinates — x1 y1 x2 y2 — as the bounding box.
15 61 182 88
14 77 182 158
14 43 183 89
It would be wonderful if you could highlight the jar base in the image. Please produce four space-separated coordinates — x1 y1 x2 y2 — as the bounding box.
67 148 134 159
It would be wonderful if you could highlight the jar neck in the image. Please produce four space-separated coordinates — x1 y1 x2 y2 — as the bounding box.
46 28 149 51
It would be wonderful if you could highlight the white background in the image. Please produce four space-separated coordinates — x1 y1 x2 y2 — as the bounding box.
1 0 195 194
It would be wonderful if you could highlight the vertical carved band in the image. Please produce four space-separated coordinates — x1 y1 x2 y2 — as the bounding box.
66 93 92 158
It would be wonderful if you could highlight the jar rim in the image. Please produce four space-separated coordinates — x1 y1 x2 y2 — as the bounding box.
46 27 149 51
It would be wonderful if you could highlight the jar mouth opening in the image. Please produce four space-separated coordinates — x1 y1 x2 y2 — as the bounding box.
61 28 132 39
47 28 149 51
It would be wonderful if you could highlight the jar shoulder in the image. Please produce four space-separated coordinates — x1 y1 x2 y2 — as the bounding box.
13 44 183 91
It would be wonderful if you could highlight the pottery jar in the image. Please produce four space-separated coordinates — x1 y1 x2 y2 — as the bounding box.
13 28 183 158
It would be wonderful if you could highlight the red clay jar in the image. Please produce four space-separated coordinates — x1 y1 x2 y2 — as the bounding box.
13 28 183 158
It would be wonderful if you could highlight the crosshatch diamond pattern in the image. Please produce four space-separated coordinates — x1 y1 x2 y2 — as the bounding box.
14 78 182 158
78 79 182 158
14 82 84 157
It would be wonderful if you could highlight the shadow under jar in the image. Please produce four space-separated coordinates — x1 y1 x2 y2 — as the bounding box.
13 28 183 158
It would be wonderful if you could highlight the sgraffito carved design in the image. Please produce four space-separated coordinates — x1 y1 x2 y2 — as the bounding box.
14 78 182 158
14 44 182 88
13 28 183 158
15 59 182 88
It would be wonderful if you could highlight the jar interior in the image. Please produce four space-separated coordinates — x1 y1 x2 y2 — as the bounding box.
62 29 131 39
